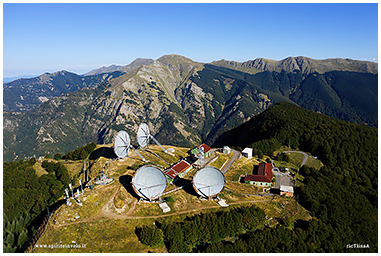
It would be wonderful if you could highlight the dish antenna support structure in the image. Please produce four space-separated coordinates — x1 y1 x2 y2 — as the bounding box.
114 130 147 162
137 123 174 156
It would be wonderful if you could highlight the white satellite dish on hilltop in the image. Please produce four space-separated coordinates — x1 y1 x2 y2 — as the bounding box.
137 123 174 156
114 130 146 162
193 166 225 199
132 165 167 201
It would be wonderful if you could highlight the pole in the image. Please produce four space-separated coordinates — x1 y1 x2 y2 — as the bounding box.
69 183 74 199
77 189 82 206
130 145 147 162
79 179 83 194
65 189 71 206
151 136 174 156
83 161 86 182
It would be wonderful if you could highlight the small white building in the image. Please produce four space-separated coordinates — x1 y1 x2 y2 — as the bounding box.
159 202 171 213
242 148 253 159
280 185 294 197
222 146 231 154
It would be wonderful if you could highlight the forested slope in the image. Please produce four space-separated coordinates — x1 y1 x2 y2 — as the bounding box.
212 102 377 252
3 158 74 252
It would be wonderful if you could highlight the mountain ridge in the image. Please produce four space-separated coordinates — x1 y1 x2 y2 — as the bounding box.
3 54 378 162
211 56 378 75
83 58 154 76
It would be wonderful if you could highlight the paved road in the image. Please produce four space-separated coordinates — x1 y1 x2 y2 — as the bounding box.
221 149 240 174
283 150 308 167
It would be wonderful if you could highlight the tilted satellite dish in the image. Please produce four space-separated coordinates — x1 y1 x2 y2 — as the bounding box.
193 166 225 199
114 130 146 162
114 130 130 158
132 165 167 201
137 123 174 156
137 123 150 148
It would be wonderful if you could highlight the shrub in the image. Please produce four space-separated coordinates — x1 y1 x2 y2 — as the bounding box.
135 225 163 247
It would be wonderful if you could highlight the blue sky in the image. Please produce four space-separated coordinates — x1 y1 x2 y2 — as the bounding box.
3 3 378 77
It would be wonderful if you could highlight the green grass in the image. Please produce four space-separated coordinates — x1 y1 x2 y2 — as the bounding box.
33 162 48 177
225 156 260 182
34 218 166 253
287 153 305 168
273 149 323 171
209 152 232 170
305 157 323 169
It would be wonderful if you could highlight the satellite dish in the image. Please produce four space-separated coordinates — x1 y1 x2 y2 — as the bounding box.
114 130 146 162
114 130 131 158
132 165 167 201
137 123 150 148
193 166 225 199
137 123 174 156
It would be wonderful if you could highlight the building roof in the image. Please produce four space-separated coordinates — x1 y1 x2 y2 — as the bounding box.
257 162 272 176
199 143 211 153
280 185 294 193
191 148 199 155
244 162 273 183
171 160 191 174
165 169 178 179
244 175 272 183
242 147 253 154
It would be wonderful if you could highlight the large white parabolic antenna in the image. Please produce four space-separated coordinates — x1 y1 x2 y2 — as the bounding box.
114 130 146 161
132 165 167 201
193 166 225 199
114 130 130 158
137 123 174 156
137 123 151 148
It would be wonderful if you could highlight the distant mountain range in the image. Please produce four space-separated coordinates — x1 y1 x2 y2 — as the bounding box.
3 75 36 83
3 55 378 162
82 58 154 76
212 56 378 75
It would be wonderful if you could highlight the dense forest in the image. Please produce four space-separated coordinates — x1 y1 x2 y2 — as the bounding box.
136 205 266 252
3 158 72 252
62 142 97 160
212 102 377 252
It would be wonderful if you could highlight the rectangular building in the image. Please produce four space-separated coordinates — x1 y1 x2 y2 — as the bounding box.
244 162 273 187
165 160 192 182
192 143 212 158
280 185 294 197
242 148 253 159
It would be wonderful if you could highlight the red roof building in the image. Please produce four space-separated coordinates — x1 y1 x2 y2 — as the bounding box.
165 169 178 179
165 160 192 180
244 163 273 186
172 160 191 174
199 143 211 153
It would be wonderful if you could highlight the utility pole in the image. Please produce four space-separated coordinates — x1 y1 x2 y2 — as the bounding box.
79 179 83 195
77 189 82 206
69 183 74 199
65 188 71 206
